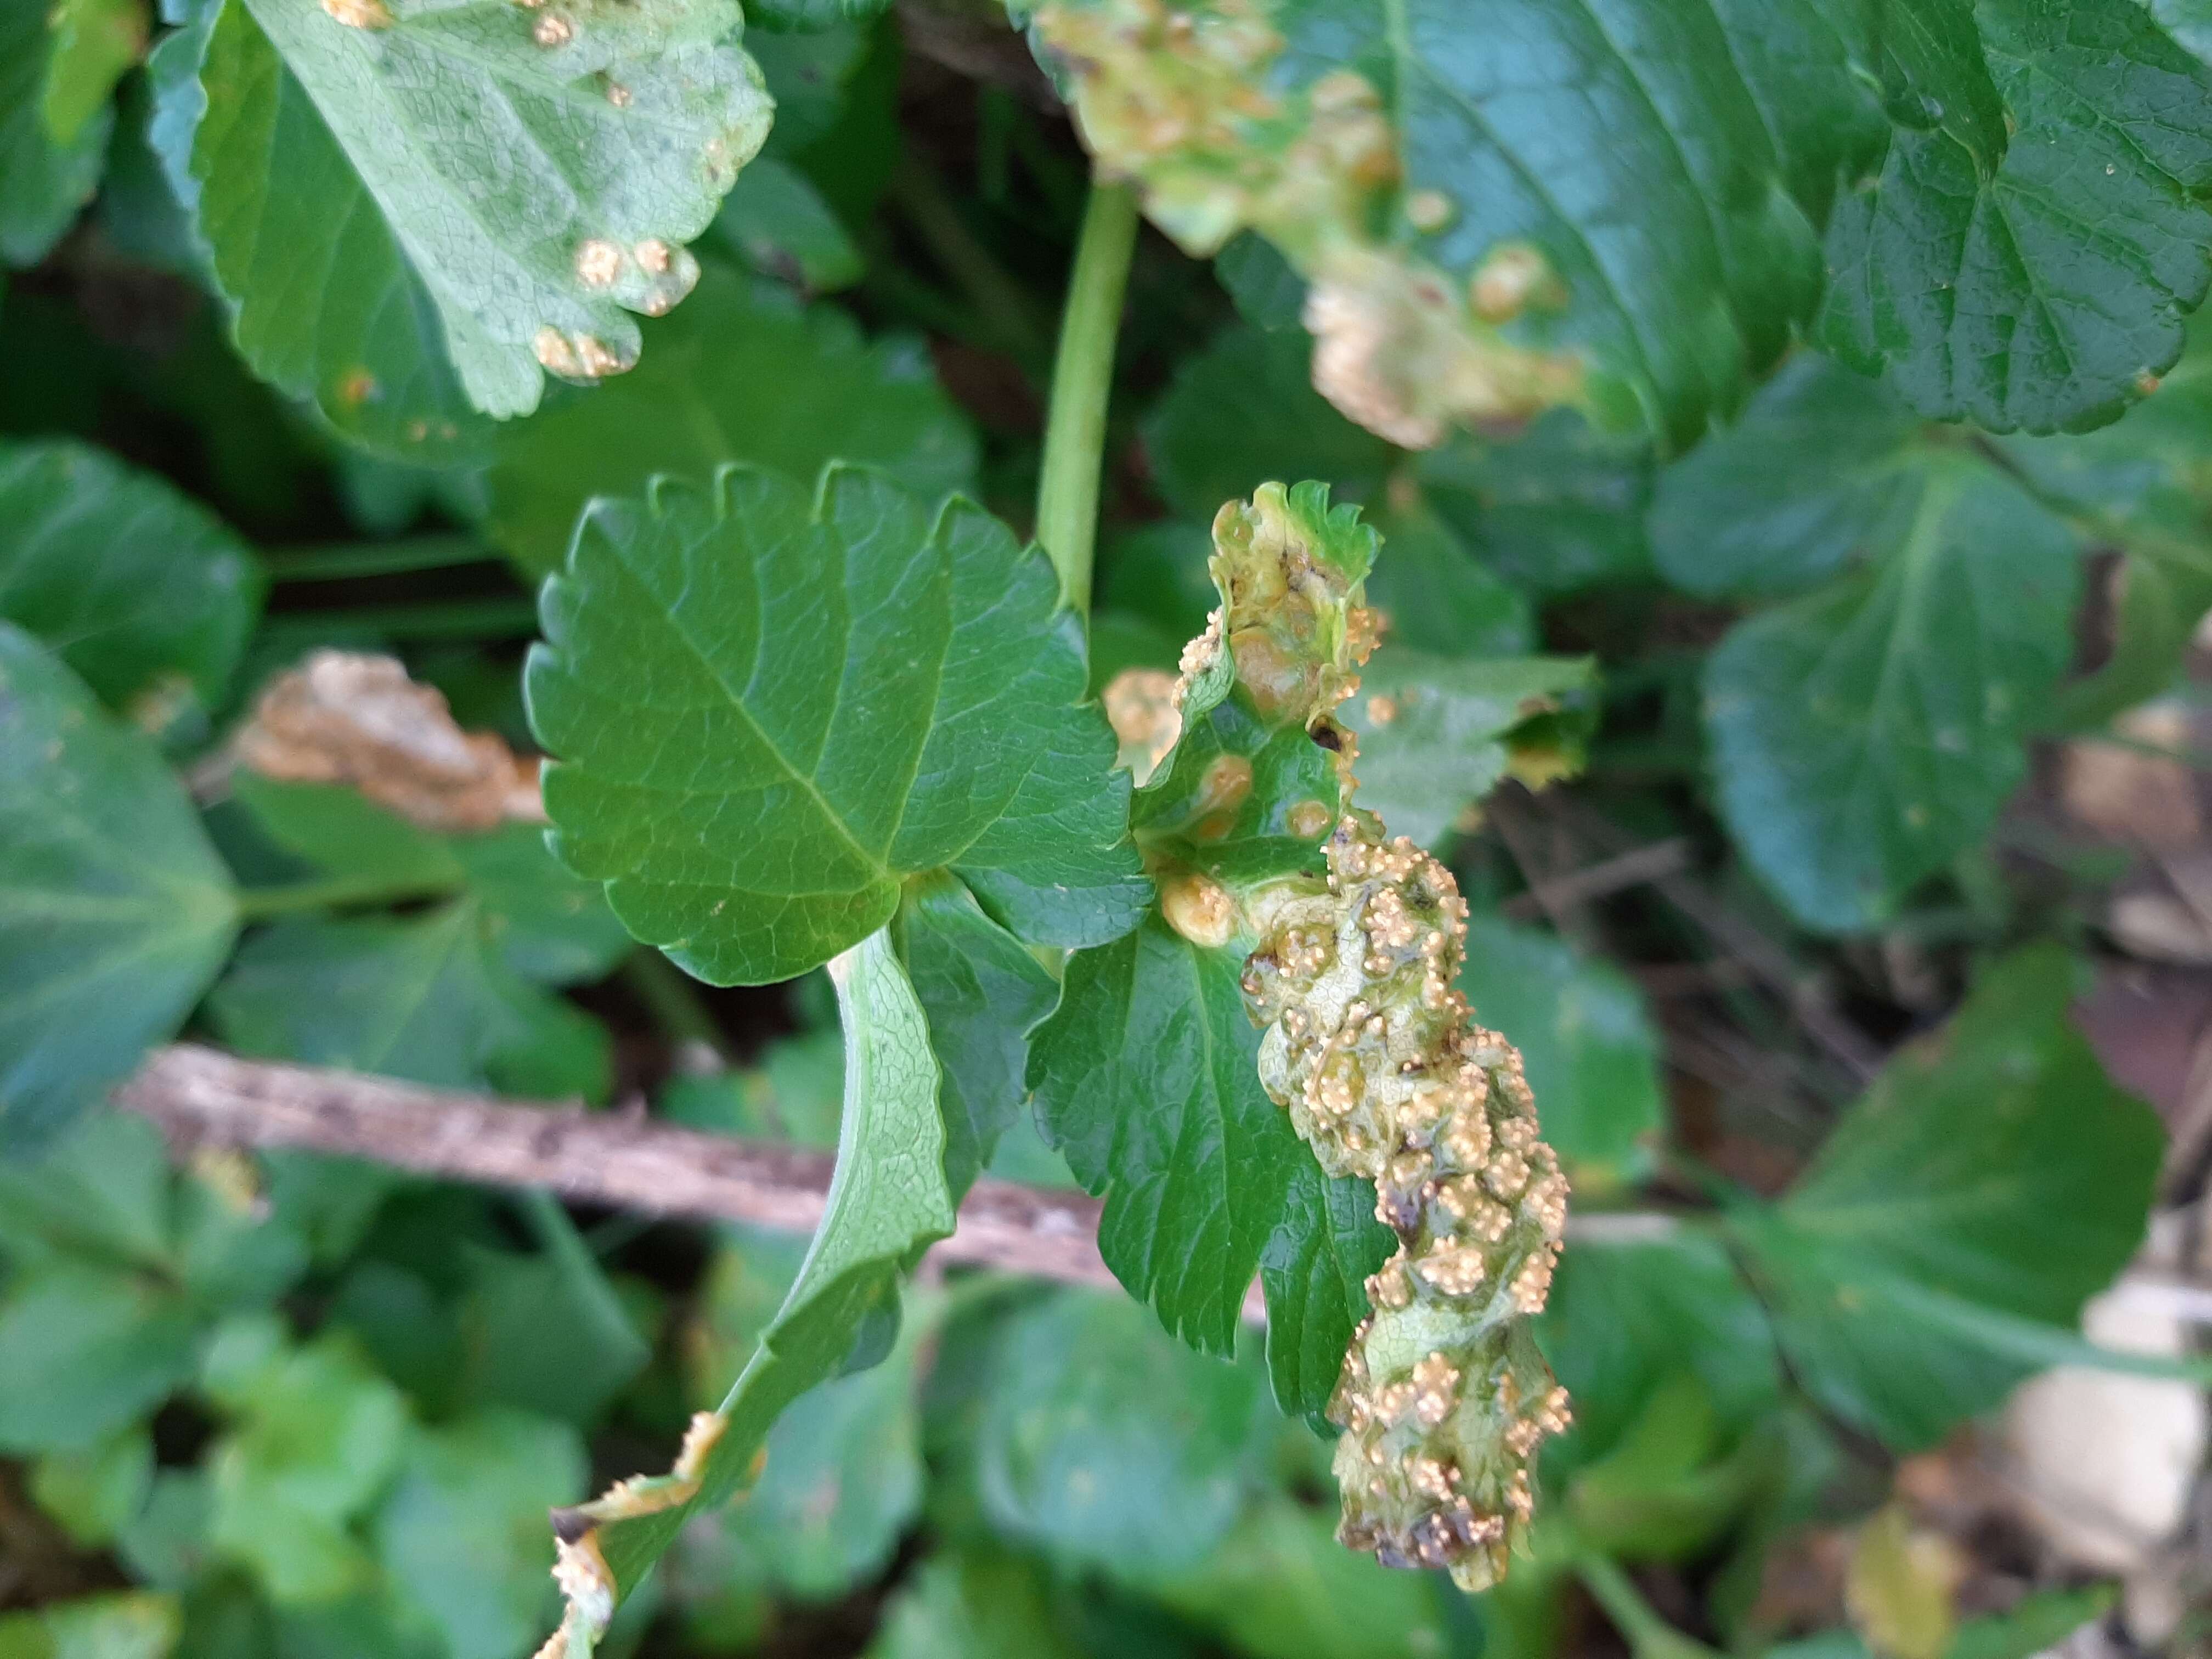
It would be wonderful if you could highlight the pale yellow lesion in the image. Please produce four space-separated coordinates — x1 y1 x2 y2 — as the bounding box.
533 1410 731 1659
534 326 635 382
1152 483 1571 1593
320 0 393 27
1030 0 1585 447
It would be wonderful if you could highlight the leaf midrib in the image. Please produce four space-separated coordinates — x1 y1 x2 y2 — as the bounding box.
613 527 894 886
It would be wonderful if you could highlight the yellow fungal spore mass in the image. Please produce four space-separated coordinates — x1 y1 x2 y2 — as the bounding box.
1243 822 1569 1587
1194 481 1570 1590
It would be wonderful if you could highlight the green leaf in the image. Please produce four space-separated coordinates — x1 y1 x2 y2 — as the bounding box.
1028 915 1305 1356
0 1593 179 1659
230 776 634 985
708 156 864 292
1259 1160 1392 1418
1650 355 1927 600
454 1214 652 1426
1538 1230 1781 1476
1 0 109 264
1731 946 2164 1450
1417 409 1655 596
0 1262 201 1454
1340 650 1597 849
0 1104 174 1270
206 904 612 1102
1152 1497 1453 1659
0 442 264 726
204 1324 411 1605
1143 324 1396 521
1820 0 2212 433
154 0 771 435
0 624 240 1153
0 1111 311 1317
1704 451 2080 932
1030 0 1886 452
972 1290 1266 1579
1455 916 1663 1191
894 873 1059 1199
375 1412 586 1659
862 1549 1080 1659
679 1262 926 1600
487 267 978 575
42 0 143 148
526 464 1143 985
540 928 953 1658
31 1424 155 1548
142 9 456 464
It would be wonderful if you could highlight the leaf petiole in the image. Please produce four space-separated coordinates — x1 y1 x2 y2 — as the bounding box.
232 872 463 921
1035 180 1139 616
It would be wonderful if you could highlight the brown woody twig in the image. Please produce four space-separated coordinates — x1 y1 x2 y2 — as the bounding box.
119 1045 1125 1294
116 1046 1662 1324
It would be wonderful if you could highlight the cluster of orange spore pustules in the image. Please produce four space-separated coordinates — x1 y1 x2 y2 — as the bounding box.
1182 481 1571 1591
1243 818 1570 1588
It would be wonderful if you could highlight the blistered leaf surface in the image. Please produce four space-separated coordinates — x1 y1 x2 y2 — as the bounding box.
154 0 771 442
1031 0 1879 449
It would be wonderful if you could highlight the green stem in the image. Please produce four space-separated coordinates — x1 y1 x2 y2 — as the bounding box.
234 872 463 920
620 949 736 1065
1035 181 1139 616
1575 1555 1720 1659
260 535 494 583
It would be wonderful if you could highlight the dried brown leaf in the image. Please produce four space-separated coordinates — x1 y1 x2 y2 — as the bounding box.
233 650 544 833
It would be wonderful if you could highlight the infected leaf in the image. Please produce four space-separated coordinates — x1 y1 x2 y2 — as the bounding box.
151 0 772 430
535 930 952 1658
233 652 544 835
1031 0 1582 447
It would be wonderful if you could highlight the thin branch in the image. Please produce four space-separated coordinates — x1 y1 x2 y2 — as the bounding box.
119 1045 1123 1294
117 1047 1663 1324
1538 794 1886 1082
1499 838 1692 922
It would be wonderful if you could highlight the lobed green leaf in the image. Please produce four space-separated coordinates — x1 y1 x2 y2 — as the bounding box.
1731 945 2164 1449
538 928 953 1658
0 625 239 1154
526 464 1143 985
1028 916 1306 1356
0 441 263 733
152 0 770 445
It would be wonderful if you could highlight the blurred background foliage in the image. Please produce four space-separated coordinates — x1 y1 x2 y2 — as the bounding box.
3 5 2211 1659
